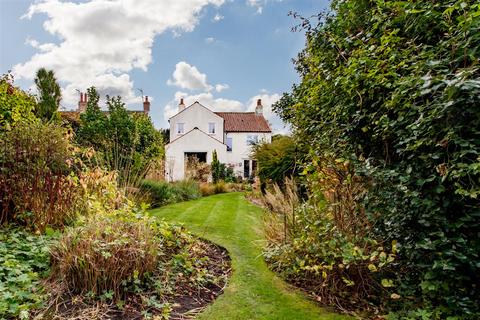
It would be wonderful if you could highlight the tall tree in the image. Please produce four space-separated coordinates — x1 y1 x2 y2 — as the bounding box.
34 68 61 121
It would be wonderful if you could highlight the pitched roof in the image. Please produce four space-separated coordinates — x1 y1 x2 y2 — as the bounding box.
215 112 272 133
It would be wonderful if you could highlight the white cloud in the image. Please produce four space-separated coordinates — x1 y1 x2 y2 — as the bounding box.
215 83 229 92
14 0 225 108
167 61 213 91
212 13 224 22
247 0 263 14
205 37 216 44
246 0 283 14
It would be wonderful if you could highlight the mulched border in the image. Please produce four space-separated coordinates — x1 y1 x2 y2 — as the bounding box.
33 239 231 320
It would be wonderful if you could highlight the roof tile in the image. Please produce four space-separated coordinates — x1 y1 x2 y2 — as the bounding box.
215 112 271 132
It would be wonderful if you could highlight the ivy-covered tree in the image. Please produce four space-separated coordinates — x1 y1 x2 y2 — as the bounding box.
34 68 61 122
274 0 480 318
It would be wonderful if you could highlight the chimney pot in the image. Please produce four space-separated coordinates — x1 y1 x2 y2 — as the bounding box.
255 98 263 114
143 95 151 114
78 92 87 112
178 98 186 112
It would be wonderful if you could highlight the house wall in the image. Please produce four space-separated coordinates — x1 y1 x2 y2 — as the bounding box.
165 129 227 181
225 132 272 178
169 102 224 143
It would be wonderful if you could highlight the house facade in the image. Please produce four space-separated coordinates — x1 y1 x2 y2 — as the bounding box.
165 99 272 181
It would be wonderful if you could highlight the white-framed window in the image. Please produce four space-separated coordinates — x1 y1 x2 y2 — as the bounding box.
226 137 233 151
208 122 215 134
177 123 185 134
247 135 258 146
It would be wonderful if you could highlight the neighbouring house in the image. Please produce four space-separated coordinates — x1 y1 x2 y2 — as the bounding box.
60 92 151 127
165 99 272 182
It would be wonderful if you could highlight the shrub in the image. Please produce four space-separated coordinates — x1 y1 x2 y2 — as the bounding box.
252 136 303 187
213 181 227 194
0 72 37 132
171 180 201 202
199 183 216 197
50 208 172 298
0 121 81 231
0 227 58 319
140 179 173 207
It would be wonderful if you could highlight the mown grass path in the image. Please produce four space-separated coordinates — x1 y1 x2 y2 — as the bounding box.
150 192 349 320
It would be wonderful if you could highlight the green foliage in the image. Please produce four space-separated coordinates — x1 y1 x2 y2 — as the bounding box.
171 180 202 202
273 0 480 317
0 227 58 319
33 68 61 122
0 73 37 131
0 121 81 230
76 87 163 187
211 150 221 183
140 179 202 208
253 135 301 186
140 180 173 207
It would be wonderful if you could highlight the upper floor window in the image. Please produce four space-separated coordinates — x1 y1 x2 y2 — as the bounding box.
247 135 258 146
177 123 185 134
208 122 215 134
226 137 233 152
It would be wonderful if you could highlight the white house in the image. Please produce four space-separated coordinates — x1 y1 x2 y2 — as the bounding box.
165 99 272 181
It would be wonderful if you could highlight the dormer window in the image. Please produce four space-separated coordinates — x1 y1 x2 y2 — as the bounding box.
208 122 215 134
177 123 184 134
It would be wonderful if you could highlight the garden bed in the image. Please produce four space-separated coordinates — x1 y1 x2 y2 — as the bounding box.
34 238 231 320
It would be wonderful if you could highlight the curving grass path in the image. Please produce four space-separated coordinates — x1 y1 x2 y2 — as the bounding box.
150 192 349 320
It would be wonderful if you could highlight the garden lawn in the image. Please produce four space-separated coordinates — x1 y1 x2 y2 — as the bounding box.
150 192 349 320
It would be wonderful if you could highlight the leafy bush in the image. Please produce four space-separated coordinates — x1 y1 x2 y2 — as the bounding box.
171 180 201 202
0 73 37 132
0 121 81 231
253 136 302 187
0 227 57 319
140 179 202 208
140 179 173 207
273 0 480 317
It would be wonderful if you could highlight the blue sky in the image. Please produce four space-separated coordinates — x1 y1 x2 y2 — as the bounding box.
0 0 329 131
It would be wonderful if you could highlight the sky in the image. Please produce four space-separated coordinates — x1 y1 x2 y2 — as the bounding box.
0 0 329 131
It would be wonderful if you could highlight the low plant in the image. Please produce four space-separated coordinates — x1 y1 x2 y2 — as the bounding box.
51 207 177 298
140 179 173 207
0 227 58 319
213 181 227 194
199 183 216 196
171 180 201 202
0 121 81 231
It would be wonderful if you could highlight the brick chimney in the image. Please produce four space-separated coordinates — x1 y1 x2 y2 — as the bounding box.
143 96 150 114
178 98 185 112
255 98 263 114
78 92 87 112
